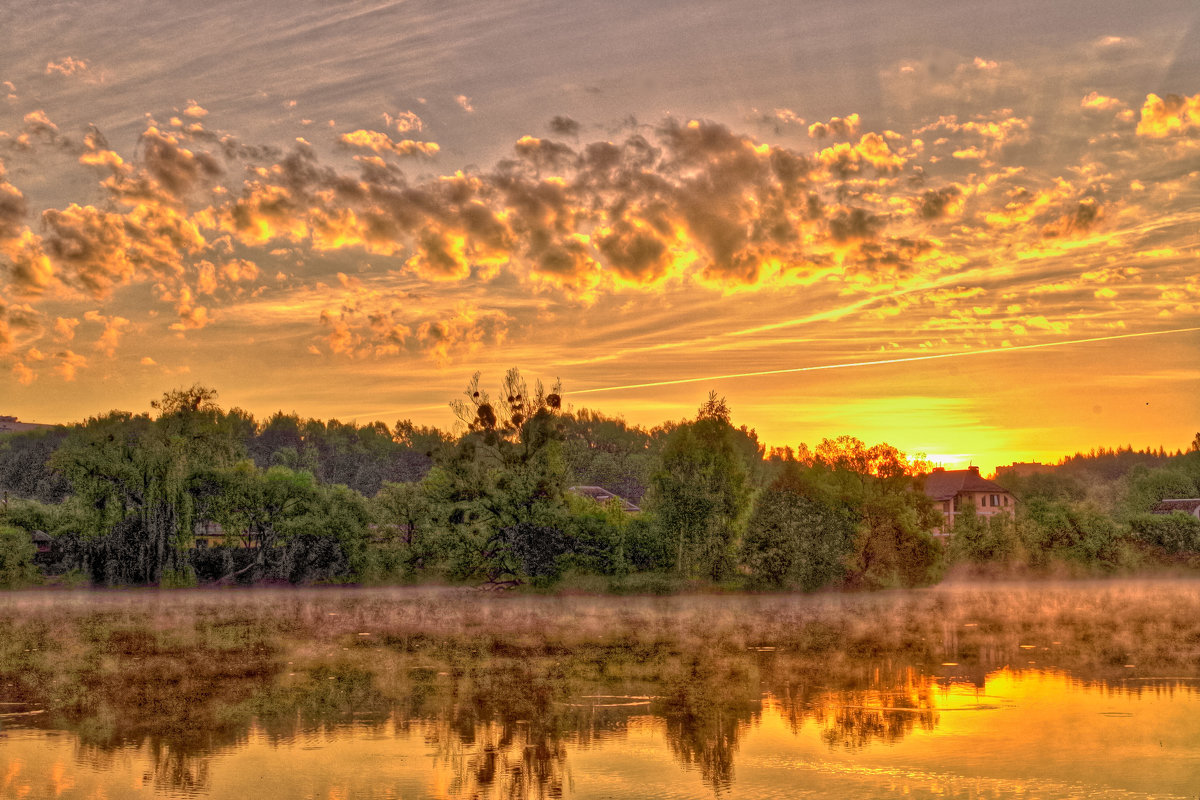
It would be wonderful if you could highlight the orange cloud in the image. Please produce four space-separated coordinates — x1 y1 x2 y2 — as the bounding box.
338 130 440 158
11 361 34 385
1081 91 1123 112
44 57 88 77
1136 93 1200 137
53 349 87 381
808 113 861 139
84 310 131 356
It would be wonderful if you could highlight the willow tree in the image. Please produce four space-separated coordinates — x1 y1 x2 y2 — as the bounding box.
52 386 245 584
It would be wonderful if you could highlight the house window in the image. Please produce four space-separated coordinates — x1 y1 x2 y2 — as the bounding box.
991 494 1000 507
953 495 960 511
980 495 986 507
943 501 950 513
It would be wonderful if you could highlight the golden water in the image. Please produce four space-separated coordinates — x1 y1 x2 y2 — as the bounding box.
3 669 1196 799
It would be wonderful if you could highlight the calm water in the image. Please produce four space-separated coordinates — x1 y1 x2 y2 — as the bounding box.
3 669 1198 799
4 585 1200 799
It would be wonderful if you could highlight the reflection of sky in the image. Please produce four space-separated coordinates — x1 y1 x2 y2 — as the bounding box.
2 0 1199 468
2 671 1198 799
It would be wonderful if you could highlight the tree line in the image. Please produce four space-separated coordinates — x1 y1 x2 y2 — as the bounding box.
1 373 1198 590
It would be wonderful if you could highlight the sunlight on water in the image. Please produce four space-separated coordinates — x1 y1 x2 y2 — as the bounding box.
2 669 1198 799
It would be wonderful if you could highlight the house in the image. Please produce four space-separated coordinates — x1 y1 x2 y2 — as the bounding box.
0 415 56 435
193 520 228 549
921 466 1015 537
1150 499 1200 520
567 485 641 514
30 530 52 553
995 461 1054 478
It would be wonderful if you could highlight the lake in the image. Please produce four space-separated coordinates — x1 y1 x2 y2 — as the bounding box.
2 581 1199 799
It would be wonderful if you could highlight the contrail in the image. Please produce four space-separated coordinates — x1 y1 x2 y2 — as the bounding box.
571 326 1200 395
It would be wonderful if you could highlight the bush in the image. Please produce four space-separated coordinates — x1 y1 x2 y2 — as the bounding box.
1129 512 1200 555
0 525 40 589
741 487 854 590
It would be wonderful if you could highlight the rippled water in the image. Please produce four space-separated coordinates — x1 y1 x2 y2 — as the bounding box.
3 584 1200 799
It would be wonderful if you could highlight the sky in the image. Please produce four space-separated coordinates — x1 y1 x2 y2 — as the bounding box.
1 0 1198 471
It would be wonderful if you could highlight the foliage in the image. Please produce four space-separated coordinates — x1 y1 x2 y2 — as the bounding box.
0 427 71 502
741 463 855 590
1128 513 1200 555
0 524 39 588
1017 497 1128 568
647 396 751 581
947 503 1022 565
438 369 571 586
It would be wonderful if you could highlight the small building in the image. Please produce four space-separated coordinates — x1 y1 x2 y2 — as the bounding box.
1150 499 1200 520
193 520 227 549
30 530 52 553
568 485 641 514
995 461 1054 478
0 415 56 435
922 466 1015 537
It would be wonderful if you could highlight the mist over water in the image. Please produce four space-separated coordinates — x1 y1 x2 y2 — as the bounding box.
2 580 1200 798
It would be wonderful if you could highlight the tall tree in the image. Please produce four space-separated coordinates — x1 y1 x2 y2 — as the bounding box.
439 369 569 586
647 394 750 581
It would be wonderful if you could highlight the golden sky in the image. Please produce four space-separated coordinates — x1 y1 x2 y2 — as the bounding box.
1 0 1198 470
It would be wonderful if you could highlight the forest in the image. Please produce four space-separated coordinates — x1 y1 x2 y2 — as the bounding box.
1 371 1198 591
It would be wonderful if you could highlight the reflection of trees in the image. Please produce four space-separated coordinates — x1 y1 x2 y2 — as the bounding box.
812 686 938 749
660 656 761 792
765 664 940 750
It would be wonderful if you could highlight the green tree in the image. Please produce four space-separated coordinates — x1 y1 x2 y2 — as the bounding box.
438 369 570 586
647 394 751 581
370 479 444 580
51 387 245 585
805 437 941 587
947 503 1021 565
741 463 855 590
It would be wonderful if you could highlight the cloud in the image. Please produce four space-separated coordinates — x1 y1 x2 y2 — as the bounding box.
44 57 88 77
808 113 860 139
383 111 423 133
455 94 474 113
1136 93 1200 137
54 316 79 340
11 361 34 385
0 300 41 354
547 115 580 136
338 130 440 158
53 349 88 381
84 311 131 356
1081 92 1124 112
41 201 206 297
183 101 208 118
316 287 511 362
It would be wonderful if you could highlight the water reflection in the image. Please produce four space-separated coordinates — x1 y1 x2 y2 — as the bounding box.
8 654 1200 799
5 587 1200 799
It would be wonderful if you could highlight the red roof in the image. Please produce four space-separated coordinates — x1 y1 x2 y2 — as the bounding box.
921 468 1010 501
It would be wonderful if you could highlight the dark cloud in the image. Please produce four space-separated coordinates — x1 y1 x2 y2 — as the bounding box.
920 186 962 219
829 208 882 242
547 115 580 137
